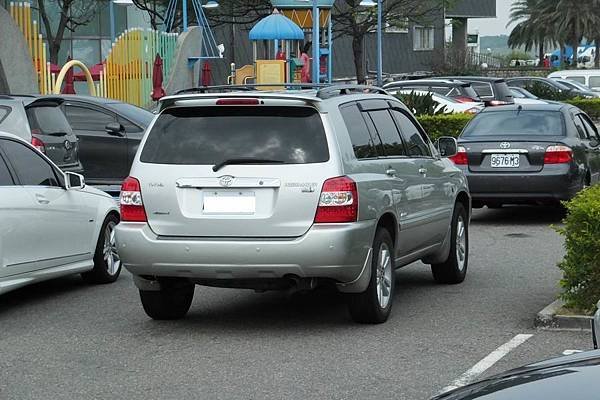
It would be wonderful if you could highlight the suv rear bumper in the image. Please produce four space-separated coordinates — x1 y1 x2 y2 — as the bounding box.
115 221 377 290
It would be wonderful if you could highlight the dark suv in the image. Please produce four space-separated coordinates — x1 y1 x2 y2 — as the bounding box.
0 95 82 173
437 77 515 106
383 79 481 103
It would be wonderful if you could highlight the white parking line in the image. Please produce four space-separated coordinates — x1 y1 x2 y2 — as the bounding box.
439 334 534 394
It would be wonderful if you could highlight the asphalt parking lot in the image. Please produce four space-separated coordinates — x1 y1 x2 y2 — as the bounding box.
0 206 593 400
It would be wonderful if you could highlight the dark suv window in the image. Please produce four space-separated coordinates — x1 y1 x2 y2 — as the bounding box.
0 153 13 185
141 106 329 165
391 109 431 157
65 105 116 131
367 110 406 157
26 106 72 135
0 139 61 186
340 104 378 159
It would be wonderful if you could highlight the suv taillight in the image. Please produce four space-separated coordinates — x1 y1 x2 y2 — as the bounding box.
31 137 46 154
120 177 147 222
449 146 468 165
314 176 358 223
544 145 573 164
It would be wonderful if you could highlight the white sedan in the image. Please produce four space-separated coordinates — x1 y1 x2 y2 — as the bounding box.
388 89 484 114
0 131 121 295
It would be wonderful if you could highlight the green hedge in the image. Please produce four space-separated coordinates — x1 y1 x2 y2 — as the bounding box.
556 185 600 311
565 98 600 121
417 114 474 141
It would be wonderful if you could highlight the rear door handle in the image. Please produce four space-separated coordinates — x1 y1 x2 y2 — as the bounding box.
35 194 50 204
386 168 397 177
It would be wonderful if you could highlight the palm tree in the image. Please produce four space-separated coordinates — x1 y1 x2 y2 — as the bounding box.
507 0 558 67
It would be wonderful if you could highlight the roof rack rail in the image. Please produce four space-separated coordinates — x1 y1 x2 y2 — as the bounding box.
174 83 329 95
316 85 388 99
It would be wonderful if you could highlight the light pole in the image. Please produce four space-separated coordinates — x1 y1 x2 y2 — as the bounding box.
312 0 320 85
360 0 382 87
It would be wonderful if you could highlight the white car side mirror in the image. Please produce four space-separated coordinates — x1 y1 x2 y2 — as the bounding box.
65 172 85 190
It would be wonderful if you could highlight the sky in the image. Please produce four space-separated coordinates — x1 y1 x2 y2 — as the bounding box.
468 0 515 37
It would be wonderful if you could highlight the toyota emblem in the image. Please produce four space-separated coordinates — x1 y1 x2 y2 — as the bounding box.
64 140 72 151
219 175 234 187
500 142 511 149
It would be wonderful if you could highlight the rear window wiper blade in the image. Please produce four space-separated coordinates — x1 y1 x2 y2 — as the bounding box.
212 158 285 172
44 131 68 137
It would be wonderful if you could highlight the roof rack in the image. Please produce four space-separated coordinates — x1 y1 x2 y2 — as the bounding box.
174 83 329 95
316 85 388 99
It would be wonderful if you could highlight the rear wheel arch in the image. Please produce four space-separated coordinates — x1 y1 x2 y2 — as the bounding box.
455 191 471 218
376 212 397 249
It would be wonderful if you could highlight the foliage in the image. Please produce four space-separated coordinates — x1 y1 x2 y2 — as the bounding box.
416 114 473 141
565 98 600 121
523 82 579 101
394 92 447 116
555 185 600 311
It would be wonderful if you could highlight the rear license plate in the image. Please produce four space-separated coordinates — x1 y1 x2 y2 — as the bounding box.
490 154 520 168
203 191 256 214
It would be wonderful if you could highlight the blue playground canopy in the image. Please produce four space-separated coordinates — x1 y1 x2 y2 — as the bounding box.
249 11 305 41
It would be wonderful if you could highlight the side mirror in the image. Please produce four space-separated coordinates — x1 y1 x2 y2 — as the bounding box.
65 171 85 190
437 136 458 158
105 122 124 136
590 137 600 148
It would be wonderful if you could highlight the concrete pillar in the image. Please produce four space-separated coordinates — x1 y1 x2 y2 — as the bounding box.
452 17 468 67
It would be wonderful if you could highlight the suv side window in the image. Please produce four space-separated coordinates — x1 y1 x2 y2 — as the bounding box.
340 103 379 159
367 109 407 157
391 109 432 157
65 105 116 131
0 152 14 185
0 139 61 187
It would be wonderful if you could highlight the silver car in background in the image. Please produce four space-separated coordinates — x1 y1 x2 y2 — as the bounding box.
115 85 471 324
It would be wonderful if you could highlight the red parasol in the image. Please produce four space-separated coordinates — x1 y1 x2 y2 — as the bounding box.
61 56 76 94
151 53 166 101
73 62 105 81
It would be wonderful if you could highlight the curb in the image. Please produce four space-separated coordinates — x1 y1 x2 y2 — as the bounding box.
535 299 593 331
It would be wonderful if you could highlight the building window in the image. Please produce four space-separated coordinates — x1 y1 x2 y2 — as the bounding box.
414 26 435 51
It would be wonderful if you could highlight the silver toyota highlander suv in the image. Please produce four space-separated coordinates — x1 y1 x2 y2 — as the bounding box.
115 85 471 324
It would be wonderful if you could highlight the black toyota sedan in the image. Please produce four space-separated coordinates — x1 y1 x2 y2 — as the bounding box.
450 103 600 208
51 95 154 192
432 349 600 400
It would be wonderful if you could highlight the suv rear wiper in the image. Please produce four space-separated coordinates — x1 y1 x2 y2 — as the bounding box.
212 158 285 172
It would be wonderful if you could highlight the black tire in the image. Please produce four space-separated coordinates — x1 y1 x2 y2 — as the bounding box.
139 281 194 320
81 213 121 284
431 203 468 284
347 228 395 324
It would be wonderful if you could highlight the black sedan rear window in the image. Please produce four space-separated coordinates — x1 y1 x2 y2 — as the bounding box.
141 106 329 165
462 111 565 137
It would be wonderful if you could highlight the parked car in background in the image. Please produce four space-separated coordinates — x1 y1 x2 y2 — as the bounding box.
437 77 515 106
432 350 600 400
450 103 600 208
551 77 600 97
0 95 83 174
51 95 154 191
383 79 481 103
548 69 600 91
387 89 483 114
0 131 121 295
506 77 597 99
510 87 550 105
115 86 471 323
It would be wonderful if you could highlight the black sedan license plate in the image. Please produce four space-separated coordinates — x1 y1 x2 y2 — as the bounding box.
491 154 520 168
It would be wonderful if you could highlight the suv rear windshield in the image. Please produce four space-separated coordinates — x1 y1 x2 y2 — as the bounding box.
463 111 565 137
141 106 329 165
26 106 72 135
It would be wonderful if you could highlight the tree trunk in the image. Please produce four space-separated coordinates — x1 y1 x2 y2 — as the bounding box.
352 35 365 84
571 39 580 69
538 42 544 67
595 38 600 69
